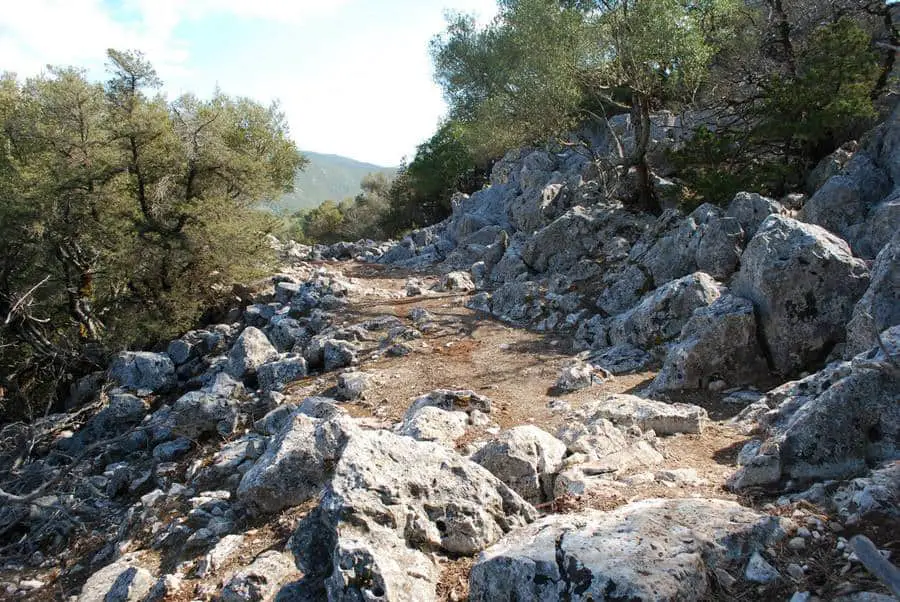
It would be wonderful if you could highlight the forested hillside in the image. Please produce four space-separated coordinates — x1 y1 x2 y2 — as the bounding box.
275 151 396 213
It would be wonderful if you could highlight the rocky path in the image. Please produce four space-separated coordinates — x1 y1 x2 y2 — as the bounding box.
0 258 896 602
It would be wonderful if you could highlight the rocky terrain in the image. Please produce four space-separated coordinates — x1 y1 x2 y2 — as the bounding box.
0 103 898 602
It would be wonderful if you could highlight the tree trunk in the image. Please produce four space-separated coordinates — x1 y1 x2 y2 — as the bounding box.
630 92 661 214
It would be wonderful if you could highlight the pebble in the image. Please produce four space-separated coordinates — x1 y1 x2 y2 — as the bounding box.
788 537 806 551
828 521 844 533
18 580 44 591
786 563 805 581
789 593 812 602
796 527 812 538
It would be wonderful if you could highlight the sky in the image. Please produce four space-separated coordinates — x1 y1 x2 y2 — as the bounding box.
0 0 499 166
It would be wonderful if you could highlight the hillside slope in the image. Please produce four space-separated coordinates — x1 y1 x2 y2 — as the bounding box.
276 151 396 213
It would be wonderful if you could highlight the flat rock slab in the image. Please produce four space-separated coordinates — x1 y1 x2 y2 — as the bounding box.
580 394 708 435
470 498 787 602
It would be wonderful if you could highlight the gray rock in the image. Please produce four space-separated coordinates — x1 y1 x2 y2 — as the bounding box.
469 498 786 601
609 272 723 350
170 391 239 439
725 192 786 239
274 281 302 305
651 294 768 391
266 316 308 352
399 406 469 447
579 394 707 435
227 327 278 378
291 419 536 599
335 370 373 401
404 389 492 421
78 555 155 602
90 394 148 433
472 426 567 504
855 192 900 258
109 352 175 393
732 215 869 375
845 231 900 357
744 551 780 584
729 326 900 490
436 271 475 292
237 413 349 515
197 534 245 578
323 339 360 371
633 205 746 285
801 153 890 243
555 361 610 392
221 551 298 602
596 262 650 316
257 355 307 392
244 303 280 328
587 344 654 375
254 403 299 436
152 437 192 462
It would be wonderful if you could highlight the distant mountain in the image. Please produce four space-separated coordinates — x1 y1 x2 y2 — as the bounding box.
274 151 397 213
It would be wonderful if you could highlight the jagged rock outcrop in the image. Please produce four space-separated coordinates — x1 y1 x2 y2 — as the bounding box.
729 326 900 490
732 215 870 375
472 426 567 504
289 418 536 600
108 352 175 393
651 294 768 391
845 231 900 357
608 272 723 350
469 498 787 601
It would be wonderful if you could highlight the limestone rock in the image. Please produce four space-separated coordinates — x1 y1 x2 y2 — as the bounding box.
579 394 707 435
732 215 869 375
555 361 610 392
729 326 900 490
399 406 469 447
469 498 786 601
227 327 278 378
291 421 536 600
221 551 298 602
237 413 349 515
845 231 900 357
257 354 307 392
405 389 492 421
78 555 155 602
725 192 786 239
587 344 654 375
472 426 567 504
109 352 175 393
609 272 723 350
651 294 768 391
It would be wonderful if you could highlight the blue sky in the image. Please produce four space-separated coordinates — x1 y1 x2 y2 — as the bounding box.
0 0 498 166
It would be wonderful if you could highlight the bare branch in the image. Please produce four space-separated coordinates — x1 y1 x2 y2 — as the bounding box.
3 276 51 326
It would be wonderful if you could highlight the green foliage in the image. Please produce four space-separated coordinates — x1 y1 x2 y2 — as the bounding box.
0 50 302 417
673 18 881 202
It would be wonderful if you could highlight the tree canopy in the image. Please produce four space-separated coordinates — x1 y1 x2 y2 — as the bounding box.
0 50 303 417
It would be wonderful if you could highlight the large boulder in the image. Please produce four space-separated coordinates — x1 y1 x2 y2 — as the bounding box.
169 391 239 439
490 281 544 323
469 498 787 601
651 294 769 391
729 326 900 490
227 327 278 378
399 406 469 447
631 205 745 285
256 354 307 392
801 153 890 245
608 272 723 350
725 192 786 239
845 231 900 357
854 191 900 259
237 413 348 515
290 420 536 600
472 426 567 504
732 215 870 375
109 352 175 393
